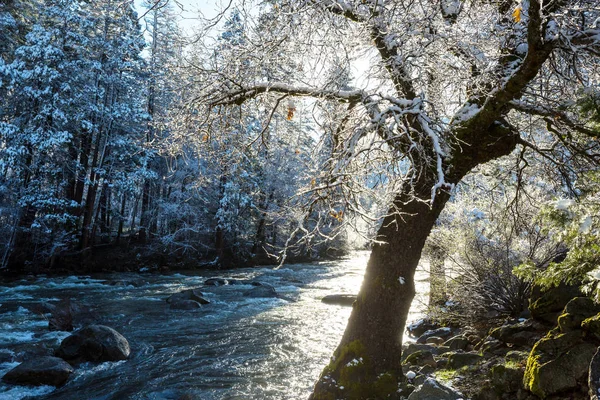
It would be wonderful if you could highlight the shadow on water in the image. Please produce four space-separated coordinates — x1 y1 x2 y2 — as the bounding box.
0 252 429 400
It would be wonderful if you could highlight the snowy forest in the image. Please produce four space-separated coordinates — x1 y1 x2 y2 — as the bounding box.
0 0 352 272
1 0 600 399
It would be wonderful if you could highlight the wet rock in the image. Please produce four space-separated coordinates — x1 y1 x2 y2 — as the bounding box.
407 318 440 338
407 377 463 400
402 344 438 360
557 297 600 332
403 350 437 368
170 300 202 310
447 351 483 368
2 356 73 387
417 327 453 344
321 294 357 306
425 336 445 345
56 325 130 363
443 335 469 351
204 278 228 286
166 288 209 305
523 330 596 398
589 346 600 400
48 298 74 332
243 285 279 298
529 283 583 324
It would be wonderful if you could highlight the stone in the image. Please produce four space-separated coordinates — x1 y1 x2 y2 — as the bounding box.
170 300 201 310
2 356 73 387
407 318 441 338
446 352 483 369
557 297 600 333
243 285 279 298
321 294 357 306
589 346 600 400
490 363 524 393
56 325 130 363
529 283 583 324
489 320 545 347
402 343 438 360
583 313 600 340
166 288 209 305
417 327 453 344
443 335 469 351
480 339 508 356
204 278 228 286
407 377 463 400
425 336 445 345
505 350 528 363
523 330 597 398
403 350 437 368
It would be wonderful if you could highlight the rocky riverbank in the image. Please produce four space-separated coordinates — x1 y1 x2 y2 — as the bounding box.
402 283 600 400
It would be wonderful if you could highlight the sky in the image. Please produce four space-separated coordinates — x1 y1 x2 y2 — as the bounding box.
134 0 226 35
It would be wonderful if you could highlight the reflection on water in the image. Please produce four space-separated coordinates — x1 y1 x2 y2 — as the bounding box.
0 251 429 400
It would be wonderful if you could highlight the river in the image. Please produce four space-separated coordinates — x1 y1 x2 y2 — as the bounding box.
0 251 429 400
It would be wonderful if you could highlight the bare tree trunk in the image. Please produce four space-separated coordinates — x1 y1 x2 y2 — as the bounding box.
310 181 450 399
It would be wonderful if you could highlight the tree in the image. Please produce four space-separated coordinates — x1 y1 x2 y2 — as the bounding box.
191 1 600 398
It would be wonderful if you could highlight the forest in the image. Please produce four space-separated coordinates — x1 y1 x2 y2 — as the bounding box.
1 0 600 399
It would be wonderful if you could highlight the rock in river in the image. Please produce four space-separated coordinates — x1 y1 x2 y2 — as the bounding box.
243 285 279 298
2 356 74 387
170 300 202 310
321 294 357 306
56 325 130 363
166 288 209 305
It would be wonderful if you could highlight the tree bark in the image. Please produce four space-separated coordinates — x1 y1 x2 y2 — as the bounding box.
310 181 450 399
310 120 520 399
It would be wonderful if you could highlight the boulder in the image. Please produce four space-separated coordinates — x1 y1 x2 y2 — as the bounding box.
321 294 357 306
56 325 130 363
2 356 73 387
425 336 445 345
166 288 209 305
480 338 507 356
243 285 279 298
204 278 228 286
407 318 441 338
170 300 202 310
443 335 469 351
403 350 437 368
489 320 544 347
529 283 583 324
589 346 600 400
417 327 453 344
402 344 438 360
407 377 463 400
523 330 597 398
446 351 483 368
557 297 600 332
489 364 524 396
583 313 600 340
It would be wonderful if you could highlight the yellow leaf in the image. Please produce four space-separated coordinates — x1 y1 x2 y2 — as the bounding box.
202 134 209 142
310 178 316 187
286 107 295 120
295 149 300 155
512 5 522 23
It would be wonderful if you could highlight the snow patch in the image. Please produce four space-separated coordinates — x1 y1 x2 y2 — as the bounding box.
398 276 405 285
554 198 575 210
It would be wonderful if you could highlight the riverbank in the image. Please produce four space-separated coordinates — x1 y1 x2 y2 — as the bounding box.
401 283 600 400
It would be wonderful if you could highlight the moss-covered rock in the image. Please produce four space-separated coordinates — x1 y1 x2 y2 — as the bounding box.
529 283 583 324
582 313 600 340
523 330 597 398
490 363 524 393
557 297 600 333
443 335 469 351
403 350 437 368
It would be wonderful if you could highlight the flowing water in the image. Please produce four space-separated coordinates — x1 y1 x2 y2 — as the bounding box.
0 251 429 400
